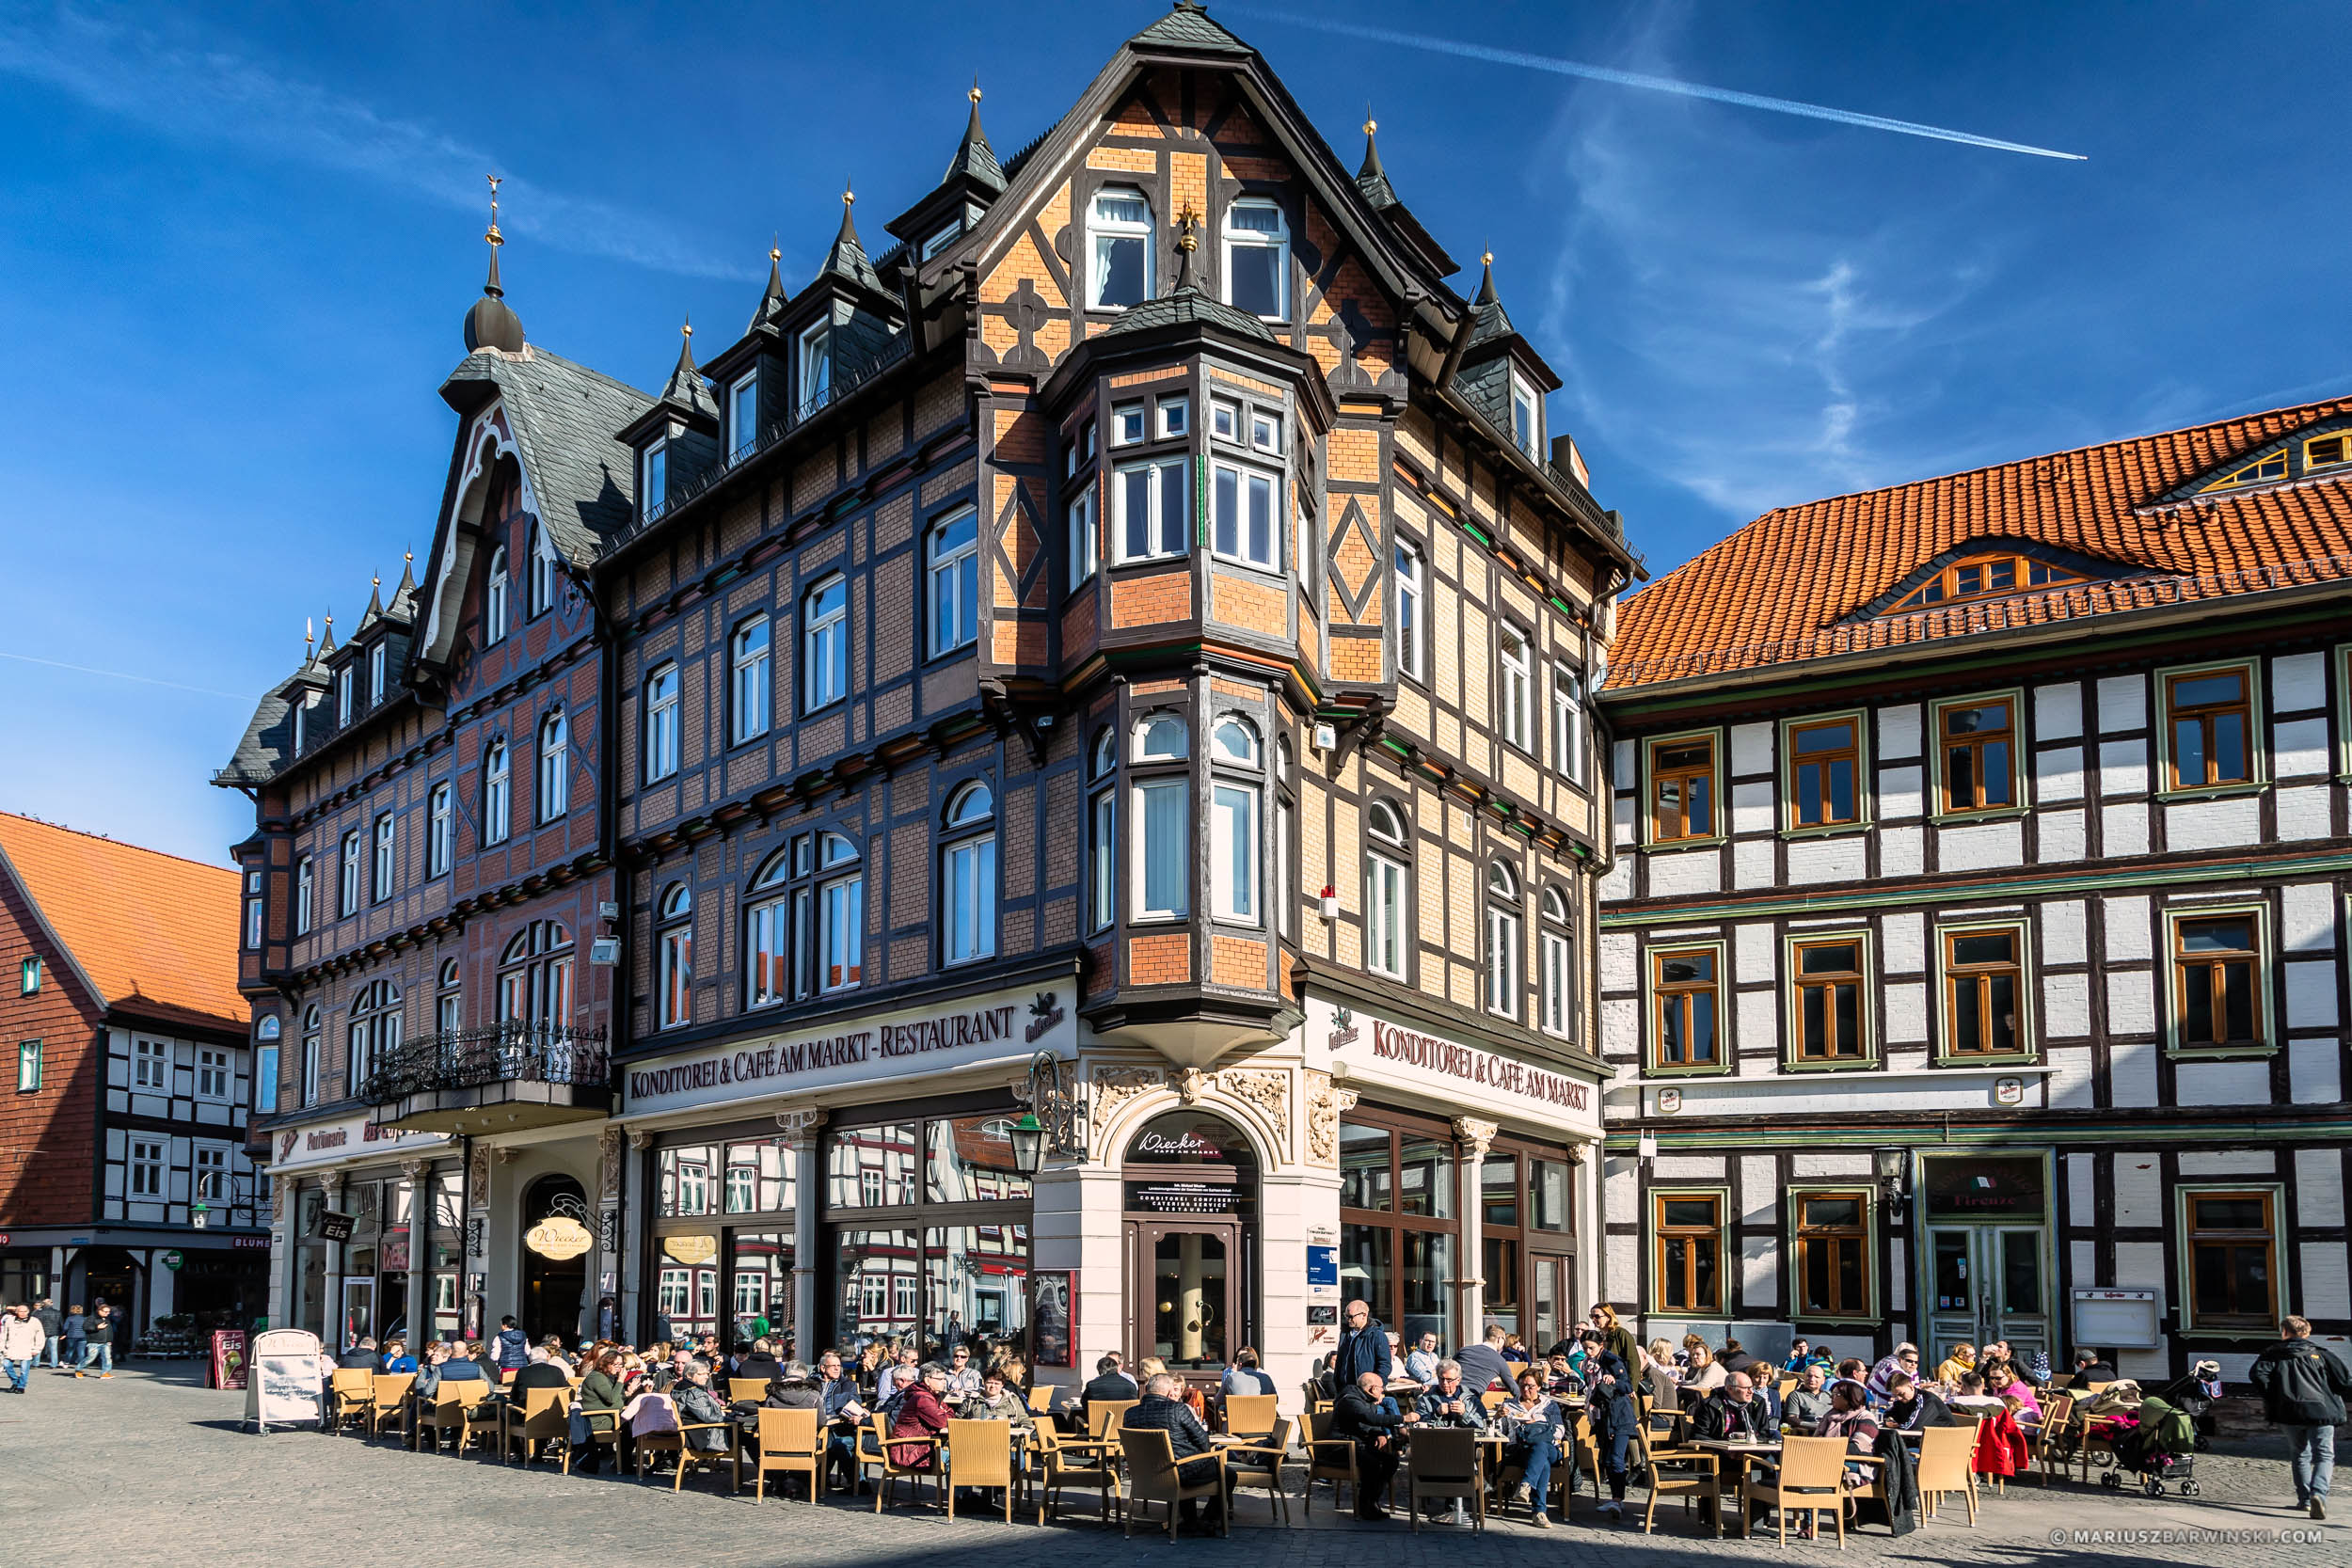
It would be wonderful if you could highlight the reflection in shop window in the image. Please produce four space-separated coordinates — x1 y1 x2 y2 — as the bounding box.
926 1116 1033 1204
660 1145 717 1217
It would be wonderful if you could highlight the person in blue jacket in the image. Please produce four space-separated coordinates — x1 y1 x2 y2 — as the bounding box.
1334 1298 1393 1387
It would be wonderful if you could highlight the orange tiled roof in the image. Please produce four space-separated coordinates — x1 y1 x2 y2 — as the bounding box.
1608 396 2352 689
0 813 245 1029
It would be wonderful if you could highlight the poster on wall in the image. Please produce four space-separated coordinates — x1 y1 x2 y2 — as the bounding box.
210 1329 248 1390
243 1328 325 1433
1031 1270 1075 1369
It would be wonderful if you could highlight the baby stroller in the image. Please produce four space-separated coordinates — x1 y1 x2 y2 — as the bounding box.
2104 1396 2201 1497
2149 1362 2221 1451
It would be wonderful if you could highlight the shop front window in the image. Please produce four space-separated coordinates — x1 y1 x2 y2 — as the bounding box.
1339 1113 1461 1346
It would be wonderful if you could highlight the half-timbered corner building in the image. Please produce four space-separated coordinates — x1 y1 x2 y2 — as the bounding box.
599 1 1636 1393
1597 399 2352 1382
216 227 647 1349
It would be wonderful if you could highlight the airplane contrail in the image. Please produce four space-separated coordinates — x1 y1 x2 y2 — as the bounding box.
1232 8 2089 162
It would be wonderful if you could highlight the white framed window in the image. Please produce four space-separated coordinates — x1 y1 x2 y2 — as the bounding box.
133 1037 169 1091
483 739 511 846
192 1143 228 1202
745 853 791 1009
368 641 387 704
657 882 693 1030
1249 408 1281 454
1089 186 1152 309
1213 715 1260 767
245 893 262 951
1497 625 1533 751
1224 197 1288 318
338 831 361 916
1158 395 1189 438
920 217 961 261
1135 779 1189 920
1394 543 1423 681
1486 862 1522 1018
1115 455 1188 562
485 546 510 642
294 856 314 935
730 617 771 743
345 979 402 1092
729 373 758 463
197 1047 230 1101
1211 782 1259 923
435 958 461 1036
371 813 395 902
528 521 556 616
1112 403 1146 446
536 709 568 821
1211 399 1238 441
17 1038 40 1094
1551 667 1587 783
1089 730 1117 934
644 662 680 781
803 578 848 712
927 507 980 657
1210 460 1279 570
798 319 832 417
336 665 352 724
1365 800 1409 979
18 957 37 995
1136 713 1189 763
293 695 308 754
1510 372 1542 458
1066 417 1097 478
299 1006 321 1108
818 833 863 992
1068 486 1099 588
129 1138 165 1198
1539 886 1572 1038
642 442 668 516
426 782 452 878
941 782 997 965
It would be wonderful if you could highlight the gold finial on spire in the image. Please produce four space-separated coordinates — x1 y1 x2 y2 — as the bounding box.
1482 249 1494 267
1364 104 1376 137
372 573 382 590
405 548 414 566
770 234 782 264
485 173 504 247
306 616 315 650
970 74 982 104
682 314 692 341
843 182 855 208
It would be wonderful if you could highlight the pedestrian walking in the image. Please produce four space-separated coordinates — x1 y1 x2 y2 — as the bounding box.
75 1303 117 1377
0 1304 45 1393
2250 1314 2352 1521
31 1296 62 1369
59 1306 87 1375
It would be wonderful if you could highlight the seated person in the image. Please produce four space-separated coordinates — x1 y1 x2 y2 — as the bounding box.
1782 1338 1824 1375
1223 1345 1277 1397
1932 1342 1978 1389
1332 1370 1415 1521
1494 1370 1566 1529
940 1342 984 1401
1781 1363 1833 1431
1883 1371 1954 1432
965 1366 1034 1432
762 1359 825 1411
1689 1370 1774 1442
1413 1360 1489 1430
1401 1332 1441 1389
1122 1371 1233 1532
379 1338 418 1374
672 1363 733 1452
1064 1353 1141 1432
336 1337 380 1371
733 1337 785 1387
1945 1370 2003 1415
2066 1349 2119 1390
1679 1344 1726 1396
508 1348 574 1398
1715 1339 1759 1377
887 1363 954 1470
575 1350 628 1474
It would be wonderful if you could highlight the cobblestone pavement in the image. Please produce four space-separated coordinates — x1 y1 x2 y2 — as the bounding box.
0 1365 2336 1568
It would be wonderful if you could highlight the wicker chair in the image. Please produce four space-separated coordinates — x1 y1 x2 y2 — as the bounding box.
326 1369 375 1436
747 1407 823 1504
1223 1392 1279 1440
1634 1419 1721 1535
1406 1425 1484 1532
1033 1427 1121 1526
1087 1399 1139 1440
1223 1414 1295 1525
1301 1407 1359 1517
868 1412 943 1513
1916 1423 1978 1526
1120 1427 1228 1540
1025 1385 1058 1416
501 1386 569 1467
415 1382 485 1456
945 1418 1020 1523
366 1371 415 1441
1738 1434 1848 1545
729 1378 771 1403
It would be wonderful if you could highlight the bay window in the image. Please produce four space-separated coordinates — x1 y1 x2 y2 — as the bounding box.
1132 714 1189 921
1116 454 1188 562
1209 717 1261 925
1089 729 1117 933
1210 459 1279 569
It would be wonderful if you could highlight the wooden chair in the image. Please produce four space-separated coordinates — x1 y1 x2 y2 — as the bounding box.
664 1419 740 1493
1224 1414 1295 1525
1738 1434 1847 1546
1087 1399 1139 1440
502 1387 569 1467
1479 1388 1510 1417
747 1407 824 1504
1406 1425 1484 1532
366 1371 415 1441
1223 1392 1278 1440
1025 1385 1058 1416
416 1383 485 1456
868 1413 943 1513
729 1378 771 1403
2031 1393 2077 1485
1120 1427 1228 1540
562 1401 625 1477
944 1418 1019 1523
1033 1427 1121 1526
326 1369 375 1435
1301 1407 1359 1517
1915 1424 1978 1526
1634 1418 1721 1534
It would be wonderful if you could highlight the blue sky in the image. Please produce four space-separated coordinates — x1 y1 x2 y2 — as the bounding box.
2 0 2346 865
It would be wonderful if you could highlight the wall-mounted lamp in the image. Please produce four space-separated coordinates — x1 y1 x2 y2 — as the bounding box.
1875 1147 1911 1210
1011 1050 1087 1176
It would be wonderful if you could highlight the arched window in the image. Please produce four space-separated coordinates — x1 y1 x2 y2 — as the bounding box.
1135 713 1189 762
802 577 849 712
1223 197 1288 319
644 662 680 782
294 854 314 935
1486 862 1522 1019
1210 718 1261 925
299 1005 322 1107
1089 186 1153 309
941 782 997 965
528 520 557 616
537 709 568 822
926 507 979 657
1212 715 1261 767
498 921 573 1028
1089 729 1117 934
657 883 693 1029
1540 887 1573 1039
483 738 511 846
730 618 771 743
745 850 792 1009
485 546 509 643
1364 800 1409 980
346 979 402 1096
436 958 462 1036
338 830 362 917
817 833 863 991
1132 715 1189 920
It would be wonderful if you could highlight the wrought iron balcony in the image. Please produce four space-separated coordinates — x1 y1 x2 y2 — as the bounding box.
360 1022 611 1133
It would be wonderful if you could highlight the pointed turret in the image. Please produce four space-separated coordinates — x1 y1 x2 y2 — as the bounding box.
389 550 419 621
942 81 1006 194
657 319 720 420
1467 249 1515 348
356 574 386 635
463 175 527 354
318 611 338 658
1356 116 1399 211
818 185 886 295
750 243 787 332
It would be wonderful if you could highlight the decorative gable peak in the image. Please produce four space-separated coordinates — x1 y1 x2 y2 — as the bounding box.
462 175 526 355
817 186 887 296
943 83 1006 195
659 319 719 420
1466 251 1514 349
1846 539 2128 623
1130 0 1250 55
750 244 787 333
1356 117 1397 210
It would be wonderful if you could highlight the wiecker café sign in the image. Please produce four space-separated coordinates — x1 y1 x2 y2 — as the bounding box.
626 983 1075 1117
1311 996 1600 1137
270 1112 453 1174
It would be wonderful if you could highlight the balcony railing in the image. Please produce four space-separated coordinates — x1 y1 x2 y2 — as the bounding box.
358 1022 610 1107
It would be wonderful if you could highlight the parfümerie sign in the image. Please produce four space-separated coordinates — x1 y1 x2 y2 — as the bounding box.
626 983 1073 1116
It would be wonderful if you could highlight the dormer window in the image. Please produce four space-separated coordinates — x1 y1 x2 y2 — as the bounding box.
729 372 758 464
1224 198 1288 319
1089 187 1152 309
368 641 386 705
336 665 352 724
2201 451 2287 493
1890 551 2088 612
920 218 961 261
485 546 510 642
1510 372 1542 458
293 693 308 753
642 443 668 518
2306 433 2351 470
798 320 833 418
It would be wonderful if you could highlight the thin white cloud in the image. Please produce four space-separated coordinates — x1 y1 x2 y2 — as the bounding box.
0 7 758 281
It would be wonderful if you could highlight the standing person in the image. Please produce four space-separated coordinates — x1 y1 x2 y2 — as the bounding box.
1588 1304 1644 1377
31 1297 62 1370
2251 1314 2352 1521
595 1294 619 1342
59 1306 87 1375
1582 1346 1640 1520
1335 1299 1393 1388
492 1315 529 1378
1454 1323 1514 1396
1 1303 45 1393
75 1303 117 1378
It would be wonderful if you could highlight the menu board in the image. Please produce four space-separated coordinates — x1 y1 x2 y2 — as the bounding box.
1124 1180 1247 1217
244 1328 325 1432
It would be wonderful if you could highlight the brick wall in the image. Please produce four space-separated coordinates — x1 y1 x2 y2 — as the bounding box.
0 872 103 1226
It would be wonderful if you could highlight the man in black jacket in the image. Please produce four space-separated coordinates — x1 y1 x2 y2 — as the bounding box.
1062 1354 1139 1432
1332 1370 1415 1520
2066 1349 2119 1390
335 1337 380 1370
1123 1373 1232 1532
1335 1300 1392 1387
2251 1315 2352 1520
1689 1371 1774 1442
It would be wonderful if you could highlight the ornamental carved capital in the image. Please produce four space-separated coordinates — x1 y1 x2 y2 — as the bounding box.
1303 1069 1340 1166
399 1158 428 1181
1217 1069 1290 1153
628 1129 654 1151
1333 1087 1360 1115
1453 1116 1500 1160
1171 1067 1209 1106
775 1107 827 1144
1089 1064 1166 1135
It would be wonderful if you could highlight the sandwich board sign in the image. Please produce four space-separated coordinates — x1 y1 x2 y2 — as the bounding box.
245 1327 326 1433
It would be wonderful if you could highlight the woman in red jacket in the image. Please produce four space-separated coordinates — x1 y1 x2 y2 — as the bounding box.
889 1363 953 1470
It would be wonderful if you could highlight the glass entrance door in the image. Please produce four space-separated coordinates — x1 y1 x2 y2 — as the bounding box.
1530 1254 1572 1354
1926 1225 2047 1368
341 1276 374 1352
1139 1224 1233 1370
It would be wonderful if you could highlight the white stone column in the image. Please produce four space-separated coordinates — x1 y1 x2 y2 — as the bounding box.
780 1109 825 1356
319 1171 345 1350
401 1158 430 1347
1454 1117 1498 1344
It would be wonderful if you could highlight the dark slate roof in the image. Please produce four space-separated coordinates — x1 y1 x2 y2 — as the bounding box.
1132 2 1251 55
944 97 1007 193
751 250 787 332
659 329 720 420
818 201 888 295
215 673 298 786
388 557 419 622
1098 285 1276 343
1465 257 1517 352
440 346 654 564
1357 127 1398 212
